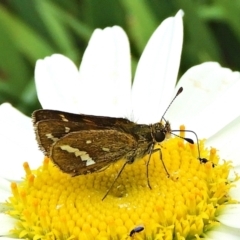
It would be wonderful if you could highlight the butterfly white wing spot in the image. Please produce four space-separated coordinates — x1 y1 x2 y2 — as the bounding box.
60 145 96 166
86 140 92 144
65 127 70 133
59 114 69 122
102 147 110 152
46 133 59 142
85 158 96 166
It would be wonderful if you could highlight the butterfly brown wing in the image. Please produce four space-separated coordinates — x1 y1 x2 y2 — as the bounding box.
32 110 135 156
50 129 138 176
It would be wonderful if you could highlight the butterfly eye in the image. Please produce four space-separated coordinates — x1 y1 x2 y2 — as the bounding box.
155 130 165 142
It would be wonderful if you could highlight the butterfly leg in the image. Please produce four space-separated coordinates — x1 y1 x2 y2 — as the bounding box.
102 159 131 201
146 143 170 189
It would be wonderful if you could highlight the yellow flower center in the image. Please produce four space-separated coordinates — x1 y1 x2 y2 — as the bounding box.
5 128 237 240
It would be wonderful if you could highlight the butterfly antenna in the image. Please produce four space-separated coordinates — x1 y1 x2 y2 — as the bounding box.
171 129 213 165
160 87 183 121
171 129 200 156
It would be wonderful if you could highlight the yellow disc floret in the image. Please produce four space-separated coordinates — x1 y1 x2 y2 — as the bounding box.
4 132 238 240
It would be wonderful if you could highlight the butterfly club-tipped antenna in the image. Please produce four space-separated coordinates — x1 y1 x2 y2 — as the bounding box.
171 129 215 167
160 87 183 123
158 87 185 144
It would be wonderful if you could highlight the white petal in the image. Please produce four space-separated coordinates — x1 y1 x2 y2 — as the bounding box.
0 191 10 203
166 62 240 138
0 103 43 181
206 224 240 240
132 10 183 124
78 26 131 118
216 204 240 229
0 214 16 235
0 178 10 193
35 54 81 113
0 178 11 202
205 115 240 162
229 177 240 200
0 238 19 240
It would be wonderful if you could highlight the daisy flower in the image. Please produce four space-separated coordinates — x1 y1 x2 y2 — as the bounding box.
0 10 240 240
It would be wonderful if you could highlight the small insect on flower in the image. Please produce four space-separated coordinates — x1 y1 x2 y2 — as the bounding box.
32 87 204 200
129 225 144 238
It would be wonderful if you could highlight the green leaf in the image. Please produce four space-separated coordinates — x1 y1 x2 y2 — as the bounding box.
120 0 159 54
0 5 54 61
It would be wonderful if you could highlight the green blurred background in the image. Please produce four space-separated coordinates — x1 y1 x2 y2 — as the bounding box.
0 0 240 116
